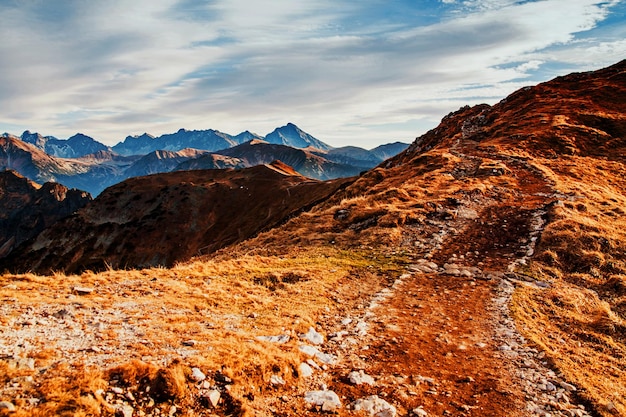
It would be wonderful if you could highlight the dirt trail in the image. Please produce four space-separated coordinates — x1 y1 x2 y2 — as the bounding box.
332 274 526 416
282 150 593 416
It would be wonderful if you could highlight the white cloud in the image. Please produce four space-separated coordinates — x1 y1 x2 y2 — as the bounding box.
0 0 624 148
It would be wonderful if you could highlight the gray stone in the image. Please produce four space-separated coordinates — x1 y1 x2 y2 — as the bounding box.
270 375 285 385
355 321 368 335
256 334 290 344
415 375 435 385
191 367 206 382
206 390 220 407
410 260 439 274
559 381 577 392
352 395 396 417
299 344 320 357
304 390 341 410
73 286 95 295
299 362 314 378
0 401 16 412
459 269 474 277
315 351 337 364
300 327 324 345
298 345 337 364
443 263 462 275
412 406 428 417
348 370 375 385
307 359 321 369
115 404 133 417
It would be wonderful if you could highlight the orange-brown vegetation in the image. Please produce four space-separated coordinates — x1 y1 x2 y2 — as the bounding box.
512 155 626 416
1 60 625 416
1 248 406 416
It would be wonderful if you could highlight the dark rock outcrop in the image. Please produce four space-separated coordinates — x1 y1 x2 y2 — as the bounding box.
0 170 91 258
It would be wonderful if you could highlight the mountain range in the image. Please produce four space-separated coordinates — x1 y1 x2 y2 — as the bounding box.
4 60 624 274
1 123 408 195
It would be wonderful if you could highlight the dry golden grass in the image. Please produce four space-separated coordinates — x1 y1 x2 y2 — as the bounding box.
511 155 626 416
0 246 407 416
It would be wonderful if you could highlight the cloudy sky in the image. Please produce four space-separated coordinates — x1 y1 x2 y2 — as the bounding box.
1 0 625 148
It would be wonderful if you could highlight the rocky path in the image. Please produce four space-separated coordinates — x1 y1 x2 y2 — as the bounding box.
269 151 594 416
295 263 592 416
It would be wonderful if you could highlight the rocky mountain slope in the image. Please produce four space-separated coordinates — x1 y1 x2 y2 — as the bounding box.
0 61 624 417
234 59 626 417
0 161 353 274
0 135 75 184
0 170 91 258
178 140 369 180
123 149 210 178
0 135 137 196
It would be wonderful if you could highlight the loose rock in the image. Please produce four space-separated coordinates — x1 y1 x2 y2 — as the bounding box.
299 362 314 378
300 327 324 345
0 401 16 412
206 390 220 407
73 286 95 295
304 390 341 410
348 370 375 385
115 404 133 417
270 375 285 385
298 345 337 364
190 367 206 382
256 334 290 344
412 406 428 417
352 395 397 417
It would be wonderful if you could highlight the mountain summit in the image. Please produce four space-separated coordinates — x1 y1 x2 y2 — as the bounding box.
264 123 332 150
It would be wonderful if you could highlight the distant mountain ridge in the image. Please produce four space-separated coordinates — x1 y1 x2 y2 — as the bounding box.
112 123 331 156
113 129 237 156
6 123 404 158
1 123 409 195
18 131 110 158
